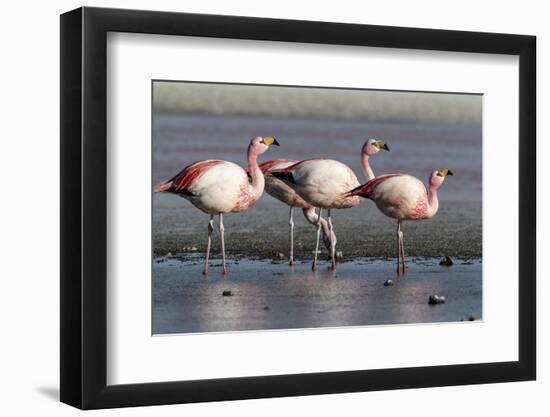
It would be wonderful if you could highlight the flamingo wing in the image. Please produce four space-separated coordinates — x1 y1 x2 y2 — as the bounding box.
265 158 320 185
154 160 224 194
346 173 404 198
258 159 298 173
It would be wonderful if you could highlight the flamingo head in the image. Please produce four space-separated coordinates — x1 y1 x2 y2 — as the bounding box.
362 139 389 156
429 168 453 188
249 136 280 156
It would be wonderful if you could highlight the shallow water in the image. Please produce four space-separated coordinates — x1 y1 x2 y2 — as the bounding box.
153 257 482 335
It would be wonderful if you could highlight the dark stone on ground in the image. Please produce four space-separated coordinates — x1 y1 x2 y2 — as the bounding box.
429 295 446 304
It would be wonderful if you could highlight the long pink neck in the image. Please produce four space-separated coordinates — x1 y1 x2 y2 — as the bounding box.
425 184 440 219
361 153 375 181
247 145 265 200
303 207 331 238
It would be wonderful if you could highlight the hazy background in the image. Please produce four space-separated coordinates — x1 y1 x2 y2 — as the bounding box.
153 81 482 125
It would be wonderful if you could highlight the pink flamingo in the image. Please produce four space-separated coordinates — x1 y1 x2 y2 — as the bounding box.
347 168 453 274
259 159 337 265
271 139 389 270
154 136 280 275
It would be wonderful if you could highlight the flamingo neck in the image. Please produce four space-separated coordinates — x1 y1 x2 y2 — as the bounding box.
426 184 439 218
361 153 375 181
303 207 331 238
247 148 265 200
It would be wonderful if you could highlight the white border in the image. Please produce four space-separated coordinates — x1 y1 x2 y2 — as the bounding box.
106 33 519 385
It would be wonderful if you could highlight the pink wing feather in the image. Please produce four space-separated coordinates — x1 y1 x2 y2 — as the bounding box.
346 173 403 198
154 160 223 193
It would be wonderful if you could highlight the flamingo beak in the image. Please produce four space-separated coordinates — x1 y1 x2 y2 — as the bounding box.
438 168 453 177
262 136 280 146
375 140 389 151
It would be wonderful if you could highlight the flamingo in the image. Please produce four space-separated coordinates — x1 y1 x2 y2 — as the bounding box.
346 168 453 274
154 136 280 275
270 139 389 270
259 159 337 265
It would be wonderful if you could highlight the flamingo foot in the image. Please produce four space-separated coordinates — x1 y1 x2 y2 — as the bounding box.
289 259 296 266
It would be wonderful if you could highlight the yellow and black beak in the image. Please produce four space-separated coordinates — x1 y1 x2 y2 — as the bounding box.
375 140 389 151
438 168 454 177
262 136 280 146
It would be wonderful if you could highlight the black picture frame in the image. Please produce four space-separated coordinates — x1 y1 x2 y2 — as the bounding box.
60 6 536 410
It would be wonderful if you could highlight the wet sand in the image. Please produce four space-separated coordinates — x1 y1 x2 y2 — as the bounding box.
153 194 482 260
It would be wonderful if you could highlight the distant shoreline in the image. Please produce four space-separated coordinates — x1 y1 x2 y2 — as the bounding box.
153 81 482 125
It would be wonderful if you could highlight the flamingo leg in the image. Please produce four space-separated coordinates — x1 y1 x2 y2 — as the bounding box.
328 209 336 271
312 208 323 271
219 213 227 275
396 221 401 275
289 206 295 266
203 214 214 275
399 221 407 273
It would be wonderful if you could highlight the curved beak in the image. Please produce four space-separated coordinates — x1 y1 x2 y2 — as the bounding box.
262 136 280 146
375 140 389 151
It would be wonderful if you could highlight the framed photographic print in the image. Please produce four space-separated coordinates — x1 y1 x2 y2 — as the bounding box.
60 6 536 409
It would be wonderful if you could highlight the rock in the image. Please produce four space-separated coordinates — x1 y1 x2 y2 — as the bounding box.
383 279 394 286
462 315 480 321
440 256 454 266
263 306 270 310
429 295 446 304
276 252 286 260
222 290 233 297
336 251 344 260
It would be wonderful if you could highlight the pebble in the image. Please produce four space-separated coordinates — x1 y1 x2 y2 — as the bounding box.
276 252 286 259
429 295 446 304
222 290 233 297
263 306 270 310
336 251 344 260
383 279 394 286
462 315 480 321
440 256 454 266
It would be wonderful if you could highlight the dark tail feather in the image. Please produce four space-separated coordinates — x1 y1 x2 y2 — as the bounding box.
154 180 173 193
270 171 296 185
344 183 370 198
